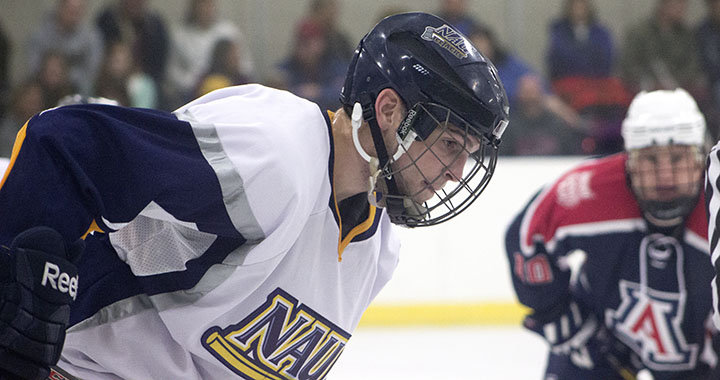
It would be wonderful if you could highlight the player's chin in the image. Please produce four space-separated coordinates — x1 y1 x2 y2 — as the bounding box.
412 186 437 203
651 189 688 200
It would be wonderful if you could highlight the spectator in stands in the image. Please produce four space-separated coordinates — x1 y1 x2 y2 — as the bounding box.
0 21 10 119
27 0 103 97
547 0 614 81
546 0 631 111
166 0 254 108
501 75 583 156
276 22 346 112
296 0 353 62
469 26 581 131
195 38 250 97
0 81 44 157
36 51 77 109
697 0 720 139
96 0 169 102
95 40 158 108
546 0 632 155
437 0 481 36
619 0 703 94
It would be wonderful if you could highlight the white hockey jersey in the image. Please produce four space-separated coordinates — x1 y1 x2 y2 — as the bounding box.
0 85 400 379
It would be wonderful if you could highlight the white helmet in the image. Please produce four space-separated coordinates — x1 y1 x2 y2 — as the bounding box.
621 88 706 150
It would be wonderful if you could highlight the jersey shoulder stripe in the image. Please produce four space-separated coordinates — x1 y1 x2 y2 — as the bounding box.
519 153 640 253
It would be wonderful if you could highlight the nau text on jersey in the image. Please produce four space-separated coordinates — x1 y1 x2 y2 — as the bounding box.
202 288 351 380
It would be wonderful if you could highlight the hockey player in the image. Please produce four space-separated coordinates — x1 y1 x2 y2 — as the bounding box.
0 12 509 380
506 88 720 379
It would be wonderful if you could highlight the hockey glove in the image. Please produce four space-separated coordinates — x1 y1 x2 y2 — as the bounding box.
0 227 84 380
524 300 599 369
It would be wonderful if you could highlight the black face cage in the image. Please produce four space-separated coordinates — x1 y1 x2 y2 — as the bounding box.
380 103 500 227
626 146 704 227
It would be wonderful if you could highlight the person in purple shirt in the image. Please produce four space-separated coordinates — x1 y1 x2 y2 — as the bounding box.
547 0 615 81
469 26 582 141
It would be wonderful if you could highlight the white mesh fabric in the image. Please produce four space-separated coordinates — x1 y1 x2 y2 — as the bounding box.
109 216 217 277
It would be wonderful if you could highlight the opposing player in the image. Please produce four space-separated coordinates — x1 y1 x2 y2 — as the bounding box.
506 88 720 379
0 12 509 379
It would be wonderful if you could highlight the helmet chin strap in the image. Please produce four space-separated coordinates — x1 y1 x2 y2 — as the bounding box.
642 209 684 228
350 101 417 210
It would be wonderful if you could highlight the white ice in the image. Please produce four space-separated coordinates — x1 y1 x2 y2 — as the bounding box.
331 326 548 380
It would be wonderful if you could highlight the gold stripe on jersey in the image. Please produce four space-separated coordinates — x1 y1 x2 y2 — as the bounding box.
336 205 377 261
81 220 104 240
327 111 379 262
1 120 105 242
0 121 28 190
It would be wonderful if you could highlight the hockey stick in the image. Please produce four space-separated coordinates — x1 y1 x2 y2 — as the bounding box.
605 351 638 380
605 351 655 380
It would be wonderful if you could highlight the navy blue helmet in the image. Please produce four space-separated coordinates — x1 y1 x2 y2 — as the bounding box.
340 12 508 144
340 12 510 227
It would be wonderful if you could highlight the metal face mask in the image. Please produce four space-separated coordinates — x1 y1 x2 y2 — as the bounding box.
626 145 704 228
372 102 502 227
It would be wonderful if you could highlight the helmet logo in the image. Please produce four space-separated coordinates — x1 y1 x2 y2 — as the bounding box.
398 108 418 140
421 24 469 59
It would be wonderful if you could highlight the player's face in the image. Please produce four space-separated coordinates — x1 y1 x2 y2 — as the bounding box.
393 122 481 203
627 145 703 202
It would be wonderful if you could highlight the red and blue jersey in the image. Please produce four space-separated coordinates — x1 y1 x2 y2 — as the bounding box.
506 153 715 376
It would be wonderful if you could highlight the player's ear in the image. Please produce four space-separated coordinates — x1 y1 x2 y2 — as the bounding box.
374 88 406 133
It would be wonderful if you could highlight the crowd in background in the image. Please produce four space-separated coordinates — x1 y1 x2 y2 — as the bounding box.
0 0 719 158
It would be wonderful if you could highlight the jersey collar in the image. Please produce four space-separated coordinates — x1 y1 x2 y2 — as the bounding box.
325 110 383 261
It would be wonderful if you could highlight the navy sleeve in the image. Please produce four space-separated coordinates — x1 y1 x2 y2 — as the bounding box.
504 194 572 315
0 104 240 246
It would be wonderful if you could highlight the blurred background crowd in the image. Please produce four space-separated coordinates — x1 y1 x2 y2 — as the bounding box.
0 0 719 158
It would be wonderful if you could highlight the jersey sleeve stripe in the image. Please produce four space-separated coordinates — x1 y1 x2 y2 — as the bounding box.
69 234 248 329
0 121 27 190
176 110 265 242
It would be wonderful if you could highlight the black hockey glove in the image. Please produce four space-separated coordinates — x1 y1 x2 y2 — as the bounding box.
524 300 599 369
0 227 84 380
525 300 646 376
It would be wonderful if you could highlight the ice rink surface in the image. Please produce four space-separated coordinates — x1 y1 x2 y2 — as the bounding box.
331 326 548 380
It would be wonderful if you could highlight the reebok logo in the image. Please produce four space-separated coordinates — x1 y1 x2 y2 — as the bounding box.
41 261 78 300
398 108 417 139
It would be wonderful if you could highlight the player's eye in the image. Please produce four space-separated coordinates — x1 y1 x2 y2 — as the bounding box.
443 139 462 155
642 155 657 165
670 153 686 164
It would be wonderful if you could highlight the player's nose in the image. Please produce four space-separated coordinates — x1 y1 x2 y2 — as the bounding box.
444 155 466 183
